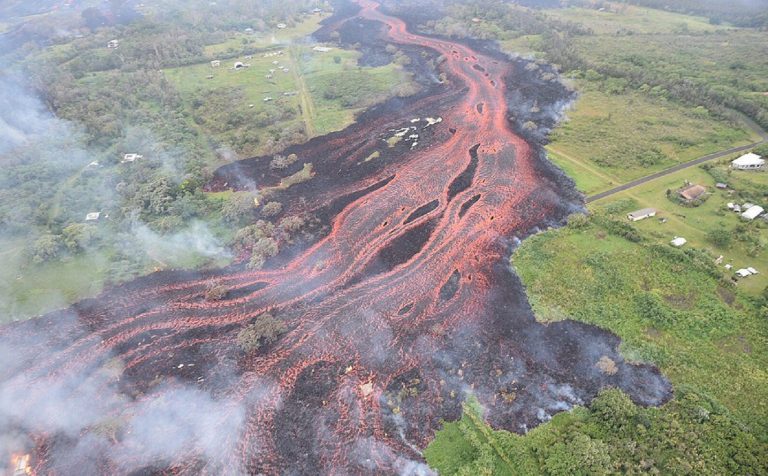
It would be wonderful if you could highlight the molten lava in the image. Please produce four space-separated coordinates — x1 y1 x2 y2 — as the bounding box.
0 0 671 474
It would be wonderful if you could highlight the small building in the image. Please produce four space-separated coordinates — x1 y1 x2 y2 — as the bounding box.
736 268 756 278
627 208 656 222
312 45 332 53
715 182 728 189
122 153 143 163
211 60 221 68
234 61 245 69
312 7 323 13
679 184 707 201
731 152 765 170
107 39 119 49
276 23 287 29
85 212 101 222
741 205 764 221
244 27 254 33
670 236 687 247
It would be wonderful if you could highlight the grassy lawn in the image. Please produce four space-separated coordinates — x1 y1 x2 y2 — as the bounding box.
548 85 757 192
590 159 768 294
544 3 723 35
0 239 110 323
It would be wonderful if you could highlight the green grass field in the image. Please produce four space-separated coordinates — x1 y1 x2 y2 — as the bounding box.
0 239 109 322
547 85 757 193
544 3 723 35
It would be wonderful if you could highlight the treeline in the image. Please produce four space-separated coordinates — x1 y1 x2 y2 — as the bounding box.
426 388 768 475
623 0 768 28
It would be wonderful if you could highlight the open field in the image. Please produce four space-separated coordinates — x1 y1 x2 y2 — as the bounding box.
203 14 330 57
548 84 758 193
164 45 412 156
544 3 724 35
0 239 109 323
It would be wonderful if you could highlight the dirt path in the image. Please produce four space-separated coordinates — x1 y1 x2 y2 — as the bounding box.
288 46 317 138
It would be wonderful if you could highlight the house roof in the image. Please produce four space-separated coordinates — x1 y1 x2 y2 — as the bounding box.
732 152 765 166
742 205 764 220
680 184 706 200
627 208 656 218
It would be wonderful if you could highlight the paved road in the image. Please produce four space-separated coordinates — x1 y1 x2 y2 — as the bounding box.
586 140 765 203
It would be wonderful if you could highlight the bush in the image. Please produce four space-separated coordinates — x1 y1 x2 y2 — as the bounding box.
236 313 285 352
261 201 283 217
205 283 228 301
706 228 732 248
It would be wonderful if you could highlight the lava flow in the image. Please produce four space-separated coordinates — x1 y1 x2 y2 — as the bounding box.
0 1 671 474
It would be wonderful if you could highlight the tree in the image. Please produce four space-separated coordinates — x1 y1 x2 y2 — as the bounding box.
706 228 732 248
205 283 228 301
62 223 98 253
261 201 283 217
236 313 286 352
222 192 255 224
30 234 64 264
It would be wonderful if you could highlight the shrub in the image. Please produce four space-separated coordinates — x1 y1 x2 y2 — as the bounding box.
261 201 283 217
236 313 286 352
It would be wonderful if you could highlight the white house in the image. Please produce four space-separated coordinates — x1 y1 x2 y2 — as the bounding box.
85 212 101 222
122 153 143 163
670 237 687 247
312 45 332 53
107 39 119 49
211 60 221 68
741 205 764 221
276 23 287 29
627 208 656 222
731 152 765 170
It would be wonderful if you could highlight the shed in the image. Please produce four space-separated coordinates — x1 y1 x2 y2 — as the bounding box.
276 23 287 29
679 184 706 201
670 237 687 247
627 208 656 222
736 268 754 278
741 205 764 221
85 212 101 221
234 61 245 69
211 60 221 68
122 153 143 163
731 153 765 170
107 39 119 49
715 182 728 189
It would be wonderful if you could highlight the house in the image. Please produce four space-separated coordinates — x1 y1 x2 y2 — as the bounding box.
85 212 100 222
715 182 728 189
741 205 764 221
107 39 119 49
122 153 143 163
312 45 332 53
731 152 765 170
312 7 323 13
670 237 687 247
627 208 656 222
211 60 221 68
234 61 245 69
276 23 287 29
679 184 707 201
